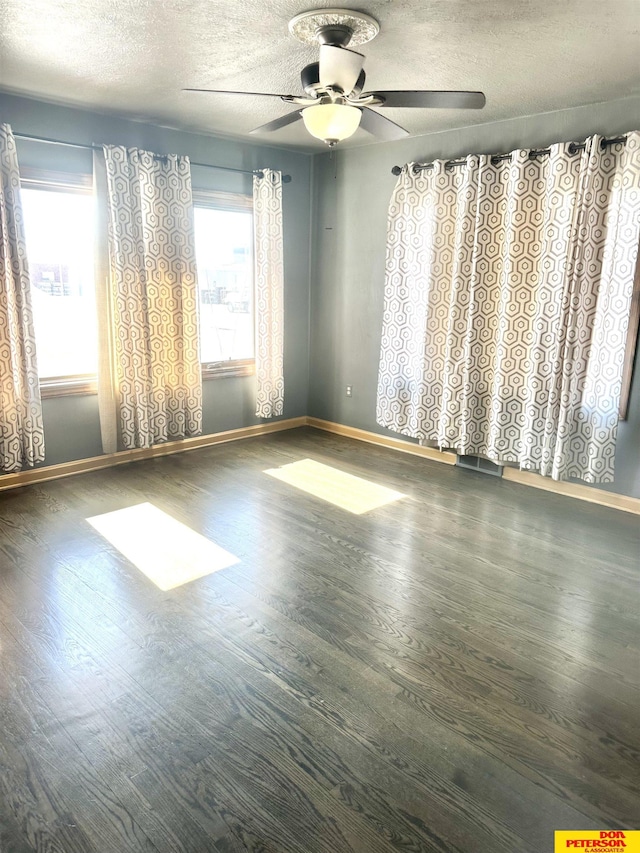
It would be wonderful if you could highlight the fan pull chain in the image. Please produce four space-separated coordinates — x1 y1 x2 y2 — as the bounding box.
329 145 337 180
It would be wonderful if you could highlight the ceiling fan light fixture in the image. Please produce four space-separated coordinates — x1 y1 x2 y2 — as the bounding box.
302 103 361 145
186 9 486 145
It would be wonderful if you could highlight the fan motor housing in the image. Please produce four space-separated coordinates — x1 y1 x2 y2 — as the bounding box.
301 62 365 97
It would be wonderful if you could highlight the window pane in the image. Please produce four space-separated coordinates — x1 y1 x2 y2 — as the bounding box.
21 188 97 378
193 206 254 363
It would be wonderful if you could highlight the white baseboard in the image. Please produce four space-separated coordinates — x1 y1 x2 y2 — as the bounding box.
502 467 640 515
307 419 640 515
2 414 638 515
0 417 307 492
306 417 457 465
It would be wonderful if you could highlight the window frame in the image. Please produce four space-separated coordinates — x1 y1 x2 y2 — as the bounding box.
192 189 256 380
20 168 98 398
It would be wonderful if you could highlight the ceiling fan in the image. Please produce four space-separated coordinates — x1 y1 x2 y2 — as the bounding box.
185 8 486 147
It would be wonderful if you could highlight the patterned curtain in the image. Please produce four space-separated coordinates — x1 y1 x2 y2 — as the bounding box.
0 123 45 472
253 169 284 418
377 132 640 483
99 146 202 450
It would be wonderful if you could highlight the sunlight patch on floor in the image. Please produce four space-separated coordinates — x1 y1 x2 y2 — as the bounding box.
264 458 406 515
86 502 239 590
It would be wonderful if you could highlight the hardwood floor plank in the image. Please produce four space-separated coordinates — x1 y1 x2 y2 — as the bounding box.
208 465 639 705
130 580 609 846
224 560 640 790
194 572 638 828
128 638 508 851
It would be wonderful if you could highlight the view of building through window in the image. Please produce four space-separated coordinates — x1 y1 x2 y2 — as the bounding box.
193 205 254 364
21 187 97 379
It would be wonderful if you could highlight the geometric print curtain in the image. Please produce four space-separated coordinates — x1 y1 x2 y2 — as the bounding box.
253 169 285 418
0 123 45 472
377 131 640 483
99 145 202 450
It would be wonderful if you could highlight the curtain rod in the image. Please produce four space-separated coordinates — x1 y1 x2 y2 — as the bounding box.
390 135 627 176
13 131 292 182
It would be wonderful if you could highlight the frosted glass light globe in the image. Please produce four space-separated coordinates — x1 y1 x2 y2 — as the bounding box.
302 104 362 144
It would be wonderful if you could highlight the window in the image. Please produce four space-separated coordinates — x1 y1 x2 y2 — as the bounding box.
193 191 254 378
20 172 97 395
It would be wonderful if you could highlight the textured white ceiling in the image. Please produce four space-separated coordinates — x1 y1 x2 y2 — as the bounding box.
0 0 638 151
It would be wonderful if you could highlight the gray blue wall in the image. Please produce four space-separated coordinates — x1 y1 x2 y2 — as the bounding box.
0 92 312 466
309 96 640 498
2 92 639 498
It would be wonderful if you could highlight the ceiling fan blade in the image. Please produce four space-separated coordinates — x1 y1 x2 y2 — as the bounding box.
250 111 303 135
183 88 293 99
359 108 409 141
369 90 486 109
319 45 365 95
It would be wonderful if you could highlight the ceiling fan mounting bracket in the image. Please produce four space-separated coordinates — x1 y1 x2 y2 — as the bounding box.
316 24 353 48
288 9 380 47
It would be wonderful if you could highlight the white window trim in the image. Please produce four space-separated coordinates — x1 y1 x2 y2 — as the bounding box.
20 167 93 193
192 188 253 212
39 375 98 398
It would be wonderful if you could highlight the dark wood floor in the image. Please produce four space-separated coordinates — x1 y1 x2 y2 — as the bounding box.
0 427 638 853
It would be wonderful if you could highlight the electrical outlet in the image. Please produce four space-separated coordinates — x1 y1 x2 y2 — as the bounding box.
346 385 352 397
